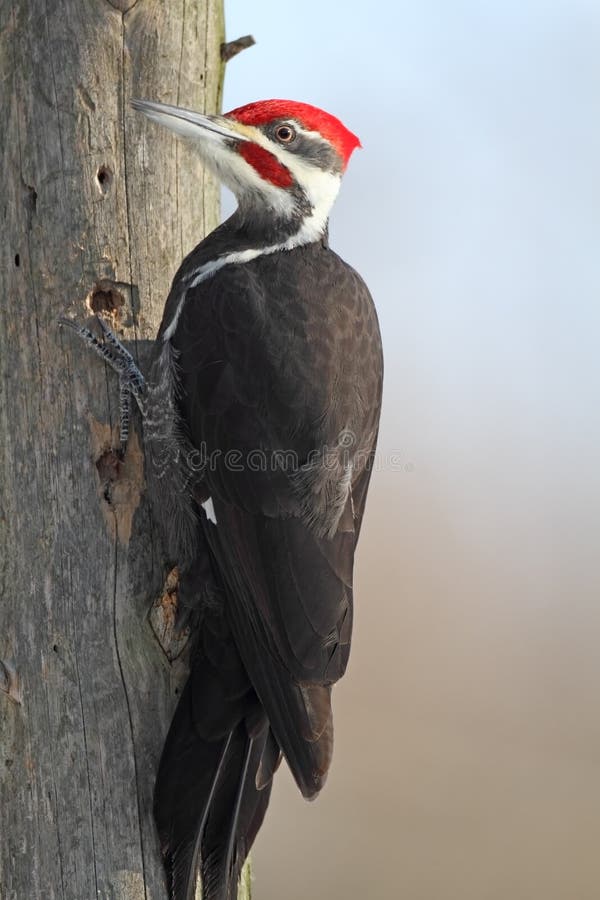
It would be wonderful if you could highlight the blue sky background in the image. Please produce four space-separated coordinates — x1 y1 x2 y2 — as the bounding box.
220 4 600 898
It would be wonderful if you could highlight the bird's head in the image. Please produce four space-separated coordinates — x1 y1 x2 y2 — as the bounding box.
131 98 361 243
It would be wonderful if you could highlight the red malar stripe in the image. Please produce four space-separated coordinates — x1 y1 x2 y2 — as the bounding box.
238 143 293 188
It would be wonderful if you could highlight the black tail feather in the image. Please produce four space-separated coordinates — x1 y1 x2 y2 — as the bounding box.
200 732 262 900
153 606 276 900
154 682 234 900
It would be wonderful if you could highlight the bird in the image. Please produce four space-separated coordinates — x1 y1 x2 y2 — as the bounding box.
64 97 383 900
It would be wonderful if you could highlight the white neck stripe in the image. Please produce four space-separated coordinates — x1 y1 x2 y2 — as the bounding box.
163 225 325 342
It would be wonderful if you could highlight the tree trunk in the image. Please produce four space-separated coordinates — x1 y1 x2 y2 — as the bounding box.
0 2 250 898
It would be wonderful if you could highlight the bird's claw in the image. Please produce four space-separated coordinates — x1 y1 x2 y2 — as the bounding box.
60 315 146 453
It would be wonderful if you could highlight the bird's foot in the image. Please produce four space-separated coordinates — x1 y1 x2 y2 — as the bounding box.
60 315 146 455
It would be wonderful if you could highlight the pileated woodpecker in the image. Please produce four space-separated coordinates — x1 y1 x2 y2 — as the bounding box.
64 98 383 899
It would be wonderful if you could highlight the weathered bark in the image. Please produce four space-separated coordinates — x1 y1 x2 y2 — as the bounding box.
0 2 252 898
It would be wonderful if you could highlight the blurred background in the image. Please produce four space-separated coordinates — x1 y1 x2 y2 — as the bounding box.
221 3 600 898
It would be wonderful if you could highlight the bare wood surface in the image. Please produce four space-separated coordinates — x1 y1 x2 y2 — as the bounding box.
0 2 234 898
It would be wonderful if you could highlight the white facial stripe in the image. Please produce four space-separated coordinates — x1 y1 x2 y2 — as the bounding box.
198 140 297 220
244 121 330 162
281 161 341 241
240 124 342 237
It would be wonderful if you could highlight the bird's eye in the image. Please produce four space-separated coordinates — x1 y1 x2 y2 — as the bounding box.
275 124 296 143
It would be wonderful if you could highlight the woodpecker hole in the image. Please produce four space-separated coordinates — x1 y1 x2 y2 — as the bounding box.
149 567 190 661
96 448 122 506
87 280 125 319
14 254 20 267
158 568 180 625
95 164 113 196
